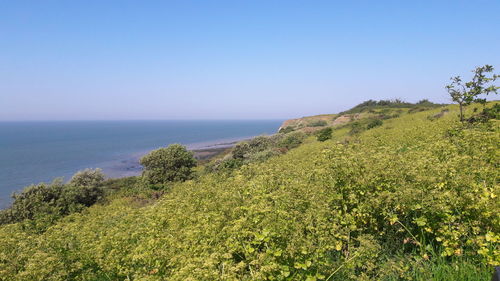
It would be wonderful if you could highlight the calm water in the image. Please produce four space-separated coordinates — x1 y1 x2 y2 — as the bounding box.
0 120 282 207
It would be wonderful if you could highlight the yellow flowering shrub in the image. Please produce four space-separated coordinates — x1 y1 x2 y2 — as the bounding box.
0 104 498 280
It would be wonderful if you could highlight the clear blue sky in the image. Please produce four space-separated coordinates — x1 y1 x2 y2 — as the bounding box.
1 0 499 120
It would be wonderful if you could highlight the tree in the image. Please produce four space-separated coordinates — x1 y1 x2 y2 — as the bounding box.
140 144 196 185
446 65 498 122
367 119 383 129
69 168 105 187
316 127 333 142
0 176 104 226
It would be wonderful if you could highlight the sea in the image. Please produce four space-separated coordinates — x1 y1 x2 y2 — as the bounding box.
0 120 282 208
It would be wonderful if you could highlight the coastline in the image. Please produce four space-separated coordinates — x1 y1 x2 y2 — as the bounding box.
0 132 270 209
101 136 251 178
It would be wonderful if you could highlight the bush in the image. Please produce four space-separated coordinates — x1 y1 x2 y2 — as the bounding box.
210 133 305 172
217 158 244 171
339 99 443 115
140 144 196 185
379 113 400 120
416 99 435 106
231 142 250 159
278 126 295 134
408 106 430 114
69 168 105 187
367 119 383 129
308 120 327 127
0 171 105 227
278 131 306 150
316 127 333 141
349 121 364 135
467 103 500 123
232 136 272 160
247 136 272 151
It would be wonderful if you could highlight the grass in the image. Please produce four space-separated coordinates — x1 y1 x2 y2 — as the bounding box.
382 257 493 281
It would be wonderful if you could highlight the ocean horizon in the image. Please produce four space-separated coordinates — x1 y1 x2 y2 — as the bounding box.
0 120 282 208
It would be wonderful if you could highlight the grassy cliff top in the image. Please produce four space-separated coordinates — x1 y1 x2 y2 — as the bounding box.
278 99 446 134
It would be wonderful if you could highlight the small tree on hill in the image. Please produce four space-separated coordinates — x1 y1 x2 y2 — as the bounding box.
140 144 196 186
446 65 498 122
367 119 383 129
316 127 333 142
69 168 105 187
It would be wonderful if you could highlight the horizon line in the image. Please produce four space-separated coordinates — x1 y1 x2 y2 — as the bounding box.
0 118 288 122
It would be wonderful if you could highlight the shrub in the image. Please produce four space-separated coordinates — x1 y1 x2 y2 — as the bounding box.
278 131 306 150
379 114 398 120
0 172 105 227
209 133 305 172
231 142 250 159
367 119 383 129
279 126 295 134
217 158 244 170
466 103 500 123
338 99 443 115
308 120 327 127
232 136 272 160
416 99 436 106
211 133 305 172
349 121 364 135
408 106 430 114
140 144 196 185
69 168 105 187
316 127 333 141
247 136 272 151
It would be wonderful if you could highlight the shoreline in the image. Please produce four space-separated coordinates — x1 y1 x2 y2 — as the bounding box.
0 135 265 209
102 136 252 179
0 119 283 209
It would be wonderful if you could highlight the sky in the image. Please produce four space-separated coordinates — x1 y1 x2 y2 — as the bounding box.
0 0 499 120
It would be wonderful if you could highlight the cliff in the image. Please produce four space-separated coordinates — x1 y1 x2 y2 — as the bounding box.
278 113 359 133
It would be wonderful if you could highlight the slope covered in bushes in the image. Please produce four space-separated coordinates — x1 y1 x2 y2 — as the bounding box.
0 104 498 280
278 99 444 135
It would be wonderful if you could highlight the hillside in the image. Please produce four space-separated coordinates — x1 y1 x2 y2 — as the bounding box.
0 102 499 280
278 99 444 134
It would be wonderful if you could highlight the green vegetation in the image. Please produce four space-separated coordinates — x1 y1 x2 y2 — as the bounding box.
338 99 443 115
279 131 307 150
446 65 498 122
366 119 383 129
0 100 499 280
140 144 196 187
281 98 444 136
316 127 333 141
278 126 296 134
278 115 338 133
69 168 105 187
308 120 328 127
0 169 105 231
207 133 306 172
